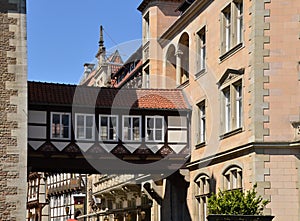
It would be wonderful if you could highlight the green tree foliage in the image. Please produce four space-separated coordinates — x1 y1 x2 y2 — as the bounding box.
207 184 270 215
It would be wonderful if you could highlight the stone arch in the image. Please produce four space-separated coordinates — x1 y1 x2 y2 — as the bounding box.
165 44 177 88
177 32 190 85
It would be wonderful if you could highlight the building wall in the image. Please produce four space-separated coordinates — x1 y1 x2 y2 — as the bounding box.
140 0 300 221
264 0 300 142
0 0 27 220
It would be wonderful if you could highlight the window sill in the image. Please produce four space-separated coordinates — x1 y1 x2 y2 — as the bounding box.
51 138 71 141
219 43 243 62
220 127 242 140
177 80 190 89
195 69 207 80
195 142 206 149
195 193 210 199
75 138 95 142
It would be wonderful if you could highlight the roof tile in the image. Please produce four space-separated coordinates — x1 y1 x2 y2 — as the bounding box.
28 81 189 111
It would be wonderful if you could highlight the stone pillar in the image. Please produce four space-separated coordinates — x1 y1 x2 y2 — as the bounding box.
175 50 183 86
0 0 28 220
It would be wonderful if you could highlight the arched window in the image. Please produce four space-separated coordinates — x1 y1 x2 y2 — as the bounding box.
178 32 190 85
223 165 242 190
195 174 210 221
165 44 176 88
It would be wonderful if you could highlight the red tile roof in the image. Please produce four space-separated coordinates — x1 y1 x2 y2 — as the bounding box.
28 81 189 111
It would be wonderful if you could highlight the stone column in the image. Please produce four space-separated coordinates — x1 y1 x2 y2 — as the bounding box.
175 50 183 86
0 0 28 220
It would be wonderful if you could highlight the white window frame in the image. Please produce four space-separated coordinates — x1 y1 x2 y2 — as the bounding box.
234 82 242 128
221 79 243 135
224 7 231 52
75 113 95 141
235 0 243 44
198 101 206 144
197 27 206 73
50 112 71 140
146 116 165 142
220 0 243 55
99 115 118 141
122 115 142 142
223 87 231 133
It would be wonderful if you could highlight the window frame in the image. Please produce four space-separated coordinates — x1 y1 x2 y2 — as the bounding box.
75 113 95 141
196 26 206 74
143 12 150 42
223 166 243 191
145 116 165 142
220 77 243 137
50 112 71 140
196 101 206 145
99 115 118 141
122 115 142 142
220 0 244 58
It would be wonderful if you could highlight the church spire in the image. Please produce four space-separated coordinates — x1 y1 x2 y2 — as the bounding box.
96 25 106 65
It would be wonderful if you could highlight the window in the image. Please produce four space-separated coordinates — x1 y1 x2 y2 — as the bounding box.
235 0 243 44
144 12 150 42
143 66 150 88
146 116 164 142
75 114 95 140
197 27 206 73
235 82 242 128
223 166 242 190
122 116 141 141
223 87 231 133
220 0 243 55
220 78 243 135
197 101 206 144
222 5 231 52
195 175 210 221
99 115 118 141
51 113 70 139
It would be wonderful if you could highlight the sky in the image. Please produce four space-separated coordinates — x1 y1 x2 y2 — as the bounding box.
27 0 142 84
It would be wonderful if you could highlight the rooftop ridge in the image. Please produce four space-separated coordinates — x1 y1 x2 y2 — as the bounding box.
28 81 183 92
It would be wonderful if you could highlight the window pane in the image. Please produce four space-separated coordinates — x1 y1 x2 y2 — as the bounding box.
124 117 130 127
62 127 69 138
109 127 115 140
77 115 84 126
52 114 60 124
147 128 154 140
62 114 69 126
156 118 163 128
101 117 108 127
147 117 154 129
100 126 108 140
86 116 93 127
133 127 140 140
77 127 85 138
133 117 140 127
86 128 93 139
155 130 162 141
